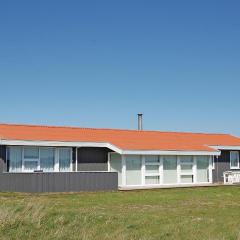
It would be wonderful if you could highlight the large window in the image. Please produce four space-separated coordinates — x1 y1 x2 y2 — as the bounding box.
7 147 72 172
8 147 22 172
230 151 239 169
23 147 39 172
40 148 55 172
59 148 71 171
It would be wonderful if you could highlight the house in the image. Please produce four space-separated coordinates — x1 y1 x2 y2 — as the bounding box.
0 122 240 192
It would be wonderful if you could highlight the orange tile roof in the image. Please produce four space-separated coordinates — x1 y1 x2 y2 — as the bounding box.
1 123 240 152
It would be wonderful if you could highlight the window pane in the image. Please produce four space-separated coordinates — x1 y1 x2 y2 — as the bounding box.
181 164 192 170
40 148 54 172
8 147 22 172
163 156 177 170
24 147 39 159
197 156 209 169
24 161 38 171
145 176 160 184
180 156 193 164
145 156 159 164
181 175 193 183
231 151 239 168
145 165 159 174
59 148 71 171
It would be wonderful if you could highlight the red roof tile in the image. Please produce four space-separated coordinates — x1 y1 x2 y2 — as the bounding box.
1 123 240 152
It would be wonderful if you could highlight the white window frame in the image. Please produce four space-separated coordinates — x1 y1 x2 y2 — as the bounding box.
7 146 73 173
144 155 161 185
230 151 239 169
212 156 215 170
179 156 194 184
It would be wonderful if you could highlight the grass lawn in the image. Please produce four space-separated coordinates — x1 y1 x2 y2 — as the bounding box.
0 186 240 240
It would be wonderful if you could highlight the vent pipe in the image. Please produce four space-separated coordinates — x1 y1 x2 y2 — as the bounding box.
137 113 143 130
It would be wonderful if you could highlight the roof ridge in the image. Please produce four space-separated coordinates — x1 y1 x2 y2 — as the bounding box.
0 122 232 136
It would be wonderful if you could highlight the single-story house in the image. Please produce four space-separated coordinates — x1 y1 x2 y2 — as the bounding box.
0 123 240 192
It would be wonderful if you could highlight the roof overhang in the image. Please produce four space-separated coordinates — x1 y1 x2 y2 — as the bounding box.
210 145 240 151
121 150 220 156
0 139 220 156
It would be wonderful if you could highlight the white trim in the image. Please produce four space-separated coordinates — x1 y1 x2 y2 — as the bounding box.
177 156 180 184
107 152 110 172
208 156 213 183
210 145 240 150
122 150 220 156
54 148 59 172
160 156 163 184
212 156 215 170
70 148 73 172
0 139 221 156
193 156 197 183
1 140 122 154
141 156 145 185
122 155 126 186
75 147 78 172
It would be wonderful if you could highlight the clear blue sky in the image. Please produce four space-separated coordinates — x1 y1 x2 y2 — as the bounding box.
0 0 240 135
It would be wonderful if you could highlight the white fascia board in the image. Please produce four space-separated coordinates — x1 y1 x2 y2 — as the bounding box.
122 150 220 156
0 139 123 154
210 145 240 151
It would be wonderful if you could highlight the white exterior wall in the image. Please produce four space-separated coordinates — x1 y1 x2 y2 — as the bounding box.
109 153 214 187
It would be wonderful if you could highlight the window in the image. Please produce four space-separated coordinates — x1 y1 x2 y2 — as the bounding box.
7 146 72 172
180 156 194 183
163 156 177 184
145 176 160 184
230 151 239 169
23 147 39 172
40 148 54 172
59 148 71 171
8 147 22 172
145 156 159 164
145 155 161 185
145 165 159 174
180 156 193 173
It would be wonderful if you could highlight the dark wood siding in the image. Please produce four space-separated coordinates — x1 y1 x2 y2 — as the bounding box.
0 172 118 192
213 150 240 183
76 147 111 171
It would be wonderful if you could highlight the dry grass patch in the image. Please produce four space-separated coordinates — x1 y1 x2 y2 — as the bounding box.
0 187 240 239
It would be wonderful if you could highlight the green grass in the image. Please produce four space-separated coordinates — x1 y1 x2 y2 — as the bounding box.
0 186 240 240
